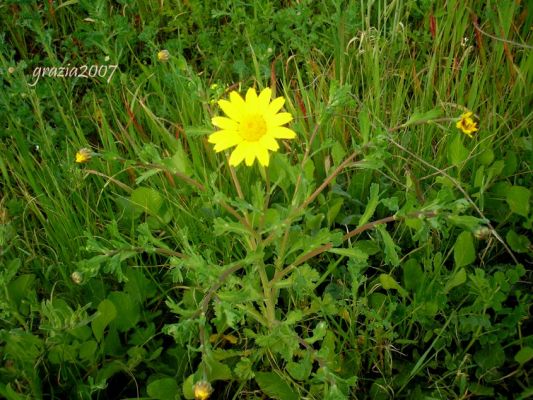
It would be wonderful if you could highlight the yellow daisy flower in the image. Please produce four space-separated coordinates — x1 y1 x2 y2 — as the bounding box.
208 87 296 167
193 380 213 400
456 111 478 138
75 148 92 163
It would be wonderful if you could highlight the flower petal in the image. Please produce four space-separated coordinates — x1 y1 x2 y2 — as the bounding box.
229 142 250 166
258 88 272 109
268 112 293 127
208 130 240 144
245 88 259 109
245 146 256 166
256 146 270 166
213 134 243 152
259 135 279 151
212 116 239 130
267 96 285 115
268 126 296 139
218 99 244 122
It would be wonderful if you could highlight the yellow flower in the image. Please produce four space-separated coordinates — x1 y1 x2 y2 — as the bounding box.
456 111 478 137
157 50 170 62
193 380 213 400
209 87 296 167
75 148 92 163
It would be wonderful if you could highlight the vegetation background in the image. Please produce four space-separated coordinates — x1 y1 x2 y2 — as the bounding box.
0 0 531 399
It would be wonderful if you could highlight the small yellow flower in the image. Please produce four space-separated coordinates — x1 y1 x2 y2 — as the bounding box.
157 50 170 62
209 87 296 167
75 148 92 163
456 111 478 138
193 380 213 400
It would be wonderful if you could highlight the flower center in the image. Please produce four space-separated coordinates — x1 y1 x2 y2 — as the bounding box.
239 114 267 141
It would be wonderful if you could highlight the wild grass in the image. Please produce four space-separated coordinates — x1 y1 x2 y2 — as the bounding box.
1 0 531 399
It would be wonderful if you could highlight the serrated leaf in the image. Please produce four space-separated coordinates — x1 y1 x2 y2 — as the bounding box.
255 372 299 400
506 185 530 217
454 231 476 267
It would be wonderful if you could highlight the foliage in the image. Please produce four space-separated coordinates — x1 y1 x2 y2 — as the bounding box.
0 0 531 399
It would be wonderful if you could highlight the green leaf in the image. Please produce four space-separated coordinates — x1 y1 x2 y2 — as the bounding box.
404 108 442 126
359 109 370 144
147 377 179 400
448 135 469 166
91 299 117 342
377 226 400 267
506 230 531 253
255 372 299 400
379 274 407 297
506 185 530 217
514 347 533 365
163 143 193 176
358 183 379 228
107 291 140 332
129 187 163 215
402 259 423 291
286 354 312 381
444 268 467 294
474 343 505 370
453 231 476 268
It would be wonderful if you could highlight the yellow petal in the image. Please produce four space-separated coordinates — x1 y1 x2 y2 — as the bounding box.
258 88 272 109
269 126 296 139
267 97 285 115
212 116 239 130
213 134 243 152
229 142 250 166
218 99 244 122
245 147 256 166
256 146 270 166
208 130 240 144
259 135 279 151
268 112 293 127
245 88 259 108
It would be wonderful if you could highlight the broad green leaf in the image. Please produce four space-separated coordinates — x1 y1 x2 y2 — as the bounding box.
79 340 98 362
255 372 299 400
91 299 117 342
327 247 368 262
514 347 533 365
129 187 163 215
402 259 423 291
163 143 193 176
444 268 467 293
448 135 469 166
474 343 505 370
454 231 476 268
358 183 379 228
379 274 407 297
182 374 195 399
447 215 487 231
404 108 442 126
147 377 179 400
506 185 530 217
506 230 531 253
107 291 140 332
7 274 35 311
286 354 312 381
377 226 400 267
